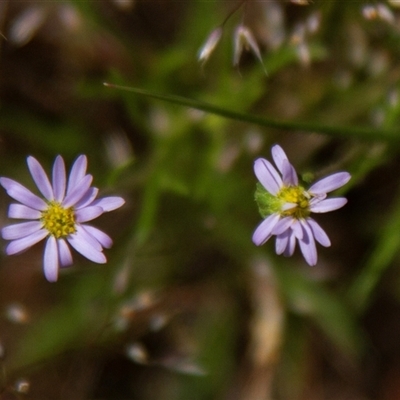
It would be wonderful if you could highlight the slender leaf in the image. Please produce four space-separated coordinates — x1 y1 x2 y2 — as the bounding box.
104 84 400 143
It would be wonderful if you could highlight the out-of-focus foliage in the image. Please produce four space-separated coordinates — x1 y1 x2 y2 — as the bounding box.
1 1 400 399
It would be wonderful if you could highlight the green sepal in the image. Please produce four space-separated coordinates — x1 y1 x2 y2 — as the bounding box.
255 183 281 218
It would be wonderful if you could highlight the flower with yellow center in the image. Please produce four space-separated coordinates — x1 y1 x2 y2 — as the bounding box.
253 145 351 265
41 201 77 238
0 155 125 282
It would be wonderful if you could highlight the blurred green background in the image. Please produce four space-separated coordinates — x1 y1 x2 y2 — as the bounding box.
1 1 400 399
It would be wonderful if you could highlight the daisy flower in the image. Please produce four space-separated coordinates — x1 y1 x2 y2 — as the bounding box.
0 155 125 282
253 145 350 265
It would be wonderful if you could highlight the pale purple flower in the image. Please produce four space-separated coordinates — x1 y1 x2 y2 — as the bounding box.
0 155 125 282
253 145 350 266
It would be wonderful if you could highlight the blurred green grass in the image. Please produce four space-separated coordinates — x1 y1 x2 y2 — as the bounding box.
1 1 400 399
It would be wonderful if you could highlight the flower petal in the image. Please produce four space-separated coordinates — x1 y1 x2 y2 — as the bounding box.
62 174 93 208
275 230 290 255
299 220 317 266
75 187 98 209
272 216 293 235
252 213 280 246
82 225 113 248
6 228 48 255
67 231 106 264
308 172 351 195
271 144 288 173
291 219 303 240
8 204 41 219
271 145 298 185
91 196 125 212
283 232 296 257
27 156 54 201
307 218 331 247
254 158 282 195
0 177 47 210
285 202 300 211
75 206 103 223
75 225 102 251
44 236 59 282
2 221 42 240
310 197 347 213
67 155 87 196
52 155 66 202
57 238 73 267
281 159 298 186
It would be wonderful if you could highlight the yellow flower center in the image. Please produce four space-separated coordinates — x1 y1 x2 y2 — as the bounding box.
41 201 76 238
277 186 311 219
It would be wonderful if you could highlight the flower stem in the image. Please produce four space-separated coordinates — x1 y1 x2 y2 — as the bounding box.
104 84 400 144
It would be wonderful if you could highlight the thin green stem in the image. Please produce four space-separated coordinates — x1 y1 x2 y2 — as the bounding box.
104 84 400 144
221 0 246 27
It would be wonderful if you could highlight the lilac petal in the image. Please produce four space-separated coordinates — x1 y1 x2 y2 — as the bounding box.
82 225 113 248
311 193 327 202
75 206 103 223
2 221 42 240
27 156 53 201
252 213 280 246
299 220 317 266
310 197 347 213
271 145 288 173
44 236 59 282
254 158 282 195
75 187 98 209
283 232 296 257
75 225 102 251
8 204 41 219
309 172 351 195
275 230 290 255
307 218 331 247
52 156 66 202
281 159 298 186
62 174 93 208
91 196 125 212
0 178 47 211
57 238 73 267
272 216 293 235
67 155 87 196
6 228 48 255
291 219 303 240
67 231 106 264
281 202 297 212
